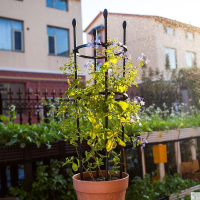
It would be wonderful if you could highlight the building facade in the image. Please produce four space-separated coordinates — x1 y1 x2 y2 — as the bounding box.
84 12 200 80
0 0 86 100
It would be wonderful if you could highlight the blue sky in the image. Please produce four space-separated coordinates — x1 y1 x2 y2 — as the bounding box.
81 0 200 30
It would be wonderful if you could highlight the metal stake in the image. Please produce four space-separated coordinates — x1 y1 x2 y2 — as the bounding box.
72 18 83 180
103 9 109 181
120 21 127 178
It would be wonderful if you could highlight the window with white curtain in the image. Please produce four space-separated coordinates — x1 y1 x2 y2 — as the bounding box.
46 0 67 11
187 32 194 40
0 18 23 51
186 52 196 67
47 26 69 56
96 62 103 71
165 27 174 35
165 48 176 69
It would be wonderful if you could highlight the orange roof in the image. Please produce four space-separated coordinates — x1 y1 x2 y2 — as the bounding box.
84 12 200 33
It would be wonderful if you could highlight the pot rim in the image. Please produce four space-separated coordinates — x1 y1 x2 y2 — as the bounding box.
72 171 129 183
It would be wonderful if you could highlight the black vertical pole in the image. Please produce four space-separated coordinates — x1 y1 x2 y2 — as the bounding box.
72 18 83 180
103 9 109 181
17 88 23 124
120 21 127 179
10 163 18 187
93 29 97 83
43 89 49 123
36 89 40 124
93 29 99 178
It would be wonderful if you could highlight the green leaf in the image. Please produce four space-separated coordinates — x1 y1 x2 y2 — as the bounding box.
88 112 96 124
110 58 117 64
73 79 79 85
106 139 114 152
6 139 18 146
72 162 78 172
117 137 126 146
118 101 129 111
0 115 9 122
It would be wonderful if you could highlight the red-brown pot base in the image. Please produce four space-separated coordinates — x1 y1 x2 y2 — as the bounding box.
73 171 129 200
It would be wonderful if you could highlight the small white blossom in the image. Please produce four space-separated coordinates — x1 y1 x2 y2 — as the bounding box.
136 114 140 121
126 98 130 103
10 105 16 111
145 59 150 64
140 101 145 106
108 69 112 73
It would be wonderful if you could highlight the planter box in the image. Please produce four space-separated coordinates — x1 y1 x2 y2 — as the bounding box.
0 198 20 200
141 130 178 144
169 185 200 200
0 140 90 164
142 127 200 144
192 127 200 137
179 128 193 140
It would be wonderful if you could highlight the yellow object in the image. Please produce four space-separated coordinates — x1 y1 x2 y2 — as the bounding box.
153 144 167 163
158 131 162 137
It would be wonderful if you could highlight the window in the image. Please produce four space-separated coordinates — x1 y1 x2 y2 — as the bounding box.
165 48 176 69
187 32 194 40
47 26 69 56
165 27 174 35
186 52 196 67
96 62 103 71
46 0 67 11
0 18 23 51
96 32 101 48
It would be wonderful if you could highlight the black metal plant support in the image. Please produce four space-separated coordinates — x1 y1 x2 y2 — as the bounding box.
72 9 128 180
72 18 83 180
120 20 127 179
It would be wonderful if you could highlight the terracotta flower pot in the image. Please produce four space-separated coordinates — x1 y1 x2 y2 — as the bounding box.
73 171 129 200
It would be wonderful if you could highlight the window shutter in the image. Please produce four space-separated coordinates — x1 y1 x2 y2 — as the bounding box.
48 35 55 54
13 30 23 51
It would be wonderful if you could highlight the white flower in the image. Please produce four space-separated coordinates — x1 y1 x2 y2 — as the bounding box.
140 101 145 106
145 59 150 64
141 53 145 57
10 105 16 111
130 118 135 123
108 69 112 73
139 122 142 126
136 114 140 121
117 42 123 46
126 98 130 102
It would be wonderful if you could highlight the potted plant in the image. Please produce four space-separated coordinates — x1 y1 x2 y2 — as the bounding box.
56 9 147 200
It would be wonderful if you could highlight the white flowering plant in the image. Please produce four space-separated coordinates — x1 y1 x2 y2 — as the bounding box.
57 38 147 179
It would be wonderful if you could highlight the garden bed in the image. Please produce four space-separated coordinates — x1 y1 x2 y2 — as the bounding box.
141 127 200 144
169 185 200 200
0 140 90 163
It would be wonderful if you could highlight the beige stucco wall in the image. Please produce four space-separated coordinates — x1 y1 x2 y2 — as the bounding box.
0 0 87 76
156 21 200 76
85 13 200 82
